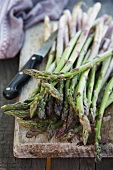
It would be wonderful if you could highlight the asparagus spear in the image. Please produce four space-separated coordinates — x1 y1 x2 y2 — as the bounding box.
47 61 56 72
62 80 70 120
82 12 88 28
46 96 54 117
54 30 81 72
56 14 68 65
91 50 112 121
44 16 51 41
68 33 94 99
17 119 49 130
63 9 72 39
101 55 113 88
87 38 110 110
83 85 89 116
76 20 104 144
76 8 83 31
54 81 64 116
37 17 53 120
59 3 101 73
37 97 46 119
70 2 83 38
4 109 30 118
106 92 113 108
47 10 71 72
30 90 46 118
42 82 62 100
54 13 70 116
82 49 91 64
64 24 69 47
45 23 58 70
25 47 113 81
95 77 113 161
1 102 30 112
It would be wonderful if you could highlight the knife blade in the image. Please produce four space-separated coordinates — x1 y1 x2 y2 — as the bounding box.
3 30 57 100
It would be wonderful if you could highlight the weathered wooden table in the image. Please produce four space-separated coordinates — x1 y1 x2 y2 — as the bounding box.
0 0 113 169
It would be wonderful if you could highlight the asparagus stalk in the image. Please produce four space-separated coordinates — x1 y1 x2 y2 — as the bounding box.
42 82 62 100
54 13 70 116
47 61 56 72
83 85 89 116
91 51 112 121
62 80 70 120
54 81 64 116
82 49 91 64
106 92 113 108
37 97 46 119
68 33 94 99
87 67 96 109
28 84 41 101
76 20 104 144
44 16 51 41
46 96 54 117
82 12 88 28
54 30 81 72
45 23 57 70
17 119 49 130
36 17 53 120
4 110 30 118
56 14 68 65
63 9 72 39
95 77 113 161
101 55 113 87
87 38 110 110
59 3 101 73
70 2 83 38
30 17 57 117
23 48 112 81
30 90 46 118
64 24 69 47
76 8 83 31
1 102 30 112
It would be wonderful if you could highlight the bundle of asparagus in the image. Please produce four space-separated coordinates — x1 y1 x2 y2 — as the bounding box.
1 2 113 161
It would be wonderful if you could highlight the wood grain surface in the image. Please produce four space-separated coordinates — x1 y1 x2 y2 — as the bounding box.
0 0 113 169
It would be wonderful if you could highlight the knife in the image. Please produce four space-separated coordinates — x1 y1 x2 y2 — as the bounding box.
3 30 57 100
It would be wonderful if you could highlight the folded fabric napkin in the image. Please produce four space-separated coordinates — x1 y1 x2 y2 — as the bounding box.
0 0 69 59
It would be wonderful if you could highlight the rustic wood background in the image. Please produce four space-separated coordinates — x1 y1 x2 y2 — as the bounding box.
0 0 113 169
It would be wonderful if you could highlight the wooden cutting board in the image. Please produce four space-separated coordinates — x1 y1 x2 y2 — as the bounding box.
13 23 113 158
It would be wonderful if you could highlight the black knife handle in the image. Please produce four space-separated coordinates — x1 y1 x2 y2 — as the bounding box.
3 54 42 100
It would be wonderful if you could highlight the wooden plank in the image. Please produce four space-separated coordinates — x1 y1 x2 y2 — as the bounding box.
0 57 19 170
51 158 95 170
51 158 79 170
96 158 113 170
79 158 95 170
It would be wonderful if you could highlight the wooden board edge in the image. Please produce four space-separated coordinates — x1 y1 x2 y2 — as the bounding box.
13 120 113 158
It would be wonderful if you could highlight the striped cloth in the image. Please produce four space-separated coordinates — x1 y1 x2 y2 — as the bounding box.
0 0 69 59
